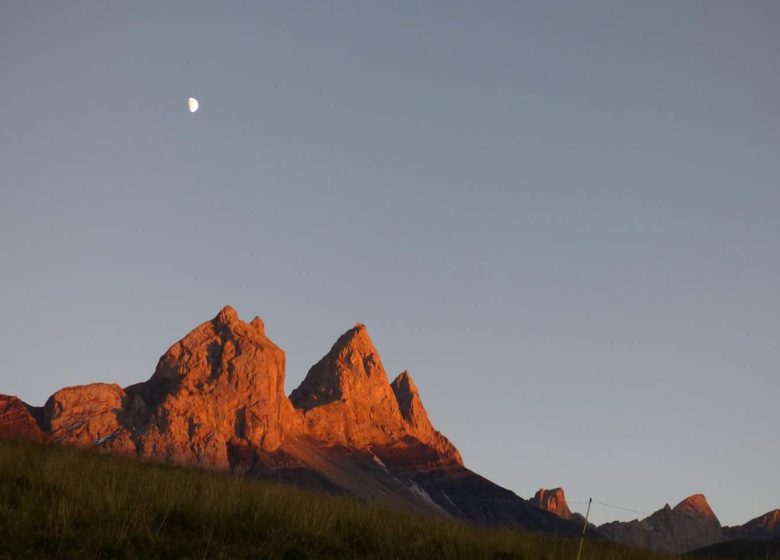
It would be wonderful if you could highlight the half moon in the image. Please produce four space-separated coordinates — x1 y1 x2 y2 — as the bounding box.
187 97 199 113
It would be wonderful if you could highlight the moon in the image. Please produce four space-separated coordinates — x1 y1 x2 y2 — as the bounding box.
187 97 199 113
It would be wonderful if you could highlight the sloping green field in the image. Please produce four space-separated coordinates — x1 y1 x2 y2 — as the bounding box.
0 438 684 559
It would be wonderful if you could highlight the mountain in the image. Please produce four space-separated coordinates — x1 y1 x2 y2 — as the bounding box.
724 509 780 541
0 306 585 537
532 487 574 519
532 485 780 555
0 395 43 441
598 494 725 554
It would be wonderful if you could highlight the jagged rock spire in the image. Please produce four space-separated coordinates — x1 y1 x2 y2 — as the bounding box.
137 305 303 466
290 323 406 447
673 494 718 519
390 370 463 465
532 488 573 519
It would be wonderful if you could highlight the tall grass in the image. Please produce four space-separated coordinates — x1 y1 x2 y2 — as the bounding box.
0 438 680 559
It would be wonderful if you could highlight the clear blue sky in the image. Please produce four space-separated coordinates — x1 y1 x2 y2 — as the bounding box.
1 2 778 526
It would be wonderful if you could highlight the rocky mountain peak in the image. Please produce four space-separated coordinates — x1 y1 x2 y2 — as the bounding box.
0 395 43 441
747 509 780 532
532 487 573 519
724 508 780 540
673 494 718 520
250 316 265 336
599 494 724 554
390 370 432 436
765 510 780 525
390 370 463 466
328 323 373 364
391 371 418 405
289 323 406 447
214 304 239 326
290 323 390 409
135 307 303 464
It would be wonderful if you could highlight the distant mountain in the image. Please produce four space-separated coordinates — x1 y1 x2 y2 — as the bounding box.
533 488 730 554
530 486 780 555
0 306 585 538
0 395 44 441
693 507 780 558
596 494 724 554
724 509 780 541
532 487 574 519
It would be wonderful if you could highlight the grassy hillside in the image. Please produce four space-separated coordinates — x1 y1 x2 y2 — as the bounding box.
0 438 698 559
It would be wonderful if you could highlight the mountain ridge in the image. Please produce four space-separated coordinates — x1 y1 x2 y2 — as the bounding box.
0 306 583 537
1 306 774 549
534 485 778 554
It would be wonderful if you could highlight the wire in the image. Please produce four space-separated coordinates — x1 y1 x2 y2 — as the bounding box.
536 493 651 517
593 501 649 517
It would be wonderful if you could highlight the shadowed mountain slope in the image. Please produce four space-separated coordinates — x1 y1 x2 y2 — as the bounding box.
598 494 725 554
724 509 780 541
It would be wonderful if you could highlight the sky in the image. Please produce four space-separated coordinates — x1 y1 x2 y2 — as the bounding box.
1 1 778 526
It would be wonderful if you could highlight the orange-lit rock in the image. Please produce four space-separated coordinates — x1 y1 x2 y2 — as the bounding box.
390 370 463 465
2 311 467 469
44 383 135 453
725 508 780 540
532 487 573 519
133 306 303 468
290 324 407 448
673 493 718 519
0 395 44 441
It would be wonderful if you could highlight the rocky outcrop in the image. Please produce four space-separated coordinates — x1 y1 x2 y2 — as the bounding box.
290 324 406 448
675 493 719 519
598 494 725 554
43 383 135 453
131 306 304 468
0 395 43 441
390 370 463 465
725 509 780 540
532 487 573 519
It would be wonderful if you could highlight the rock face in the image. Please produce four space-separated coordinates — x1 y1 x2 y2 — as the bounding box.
44 383 135 453
0 395 43 441
725 509 780 540
599 494 725 554
390 370 463 465
290 324 406 448
131 306 303 467
532 487 573 519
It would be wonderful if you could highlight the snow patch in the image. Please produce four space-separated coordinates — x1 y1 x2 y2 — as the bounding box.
441 490 458 509
369 451 389 473
407 479 437 507
93 428 121 446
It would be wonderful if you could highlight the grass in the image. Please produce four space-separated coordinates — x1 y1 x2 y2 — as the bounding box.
0 438 721 559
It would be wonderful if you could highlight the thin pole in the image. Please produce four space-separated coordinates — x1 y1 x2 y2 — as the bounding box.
575 497 592 560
